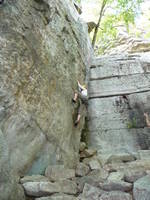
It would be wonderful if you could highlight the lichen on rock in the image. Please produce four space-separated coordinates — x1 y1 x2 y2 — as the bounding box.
0 0 92 199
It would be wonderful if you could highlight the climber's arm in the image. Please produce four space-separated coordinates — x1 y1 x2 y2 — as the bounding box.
144 113 150 127
77 80 86 91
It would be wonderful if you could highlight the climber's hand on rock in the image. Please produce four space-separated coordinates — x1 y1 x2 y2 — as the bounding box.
144 112 148 118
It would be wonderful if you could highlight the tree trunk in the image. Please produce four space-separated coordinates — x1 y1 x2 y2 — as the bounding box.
92 0 107 48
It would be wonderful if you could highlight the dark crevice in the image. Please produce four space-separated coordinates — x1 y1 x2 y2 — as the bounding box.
90 72 150 81
89 89 150 99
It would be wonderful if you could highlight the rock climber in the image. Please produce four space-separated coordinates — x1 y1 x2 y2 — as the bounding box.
72 80 88 126
144 112 150 127
0 0 4 4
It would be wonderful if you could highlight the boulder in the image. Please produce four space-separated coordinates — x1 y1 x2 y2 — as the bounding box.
99 180 132 192
124 170 146 183
75 168 108 193
100 191 132 200
75 162 90 177
23 180 77 197
106 153 136 164
133 175 150 200
84 149 97 157
82 183 103 200
45 165 75 181
88 169 109 180
35 194 78 200
89 159 101 170
108 171 124 181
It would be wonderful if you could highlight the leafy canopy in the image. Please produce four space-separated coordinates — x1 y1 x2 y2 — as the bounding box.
90 0 143 54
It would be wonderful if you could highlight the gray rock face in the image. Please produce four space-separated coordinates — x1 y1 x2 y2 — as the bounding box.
104 37 150 55
0 0 92 199
133 175 150 200
0 129 25 200
88 53 150 157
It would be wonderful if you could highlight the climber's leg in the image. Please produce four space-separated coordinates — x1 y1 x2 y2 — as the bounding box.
72 91 78 103
74 113 81 126
74 99 83 126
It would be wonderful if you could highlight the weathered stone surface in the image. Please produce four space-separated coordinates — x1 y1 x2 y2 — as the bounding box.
0 129 25 200
108 171 124 181
35 193 78 200
88 54 150 158
89 159 101 170
75 170 106 192
0 0 92 199
105 159 150 173
100 191 132 200
83 149 97 157
20 175 49 184
88 169 109 180
104 37 150 55
106 153 136 163
88 90 150 155
45 165 75 181
81 183 103 200
124 170 146 183
133 175 150 200
23 180 77 197
99 180 132 192
138 150 150 160
75 162 90 177
89 73 150 98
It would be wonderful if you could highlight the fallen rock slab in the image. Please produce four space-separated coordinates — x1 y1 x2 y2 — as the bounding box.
133 175 150 200
89 160 101 170
108 171 124 181
82 183 103 200
99 180 132 192
88 169 109 180
20 175 49 184
45 165 75 181
35 193 78 200
75 162 90 177
84 149 97 157
106 153 136 164
23 180 77 197
100 191 132 200
124 170 146 183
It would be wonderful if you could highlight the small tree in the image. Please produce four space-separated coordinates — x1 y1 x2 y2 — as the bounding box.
92 0 143 51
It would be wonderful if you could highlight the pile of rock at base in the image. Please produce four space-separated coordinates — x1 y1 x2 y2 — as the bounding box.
20 146 150 200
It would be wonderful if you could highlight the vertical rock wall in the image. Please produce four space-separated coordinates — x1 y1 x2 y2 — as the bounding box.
88 53 150 157
0 0 92 199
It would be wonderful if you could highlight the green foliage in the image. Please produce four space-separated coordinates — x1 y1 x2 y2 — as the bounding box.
92 0 143 54
127 117 137 129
